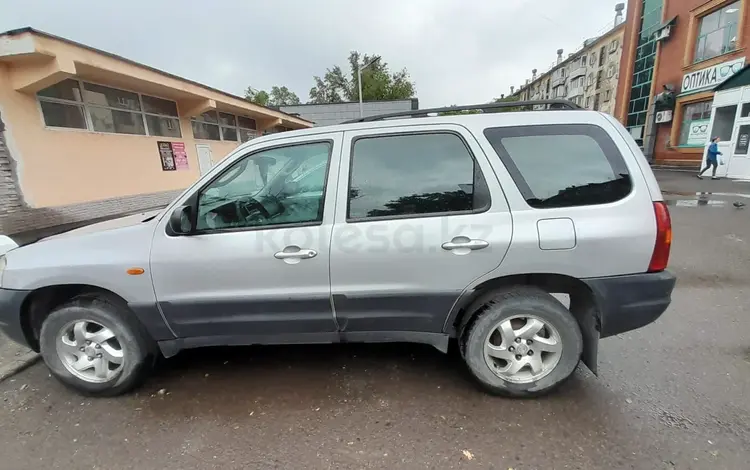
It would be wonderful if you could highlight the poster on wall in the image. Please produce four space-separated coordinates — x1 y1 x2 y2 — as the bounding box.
735 125 750 156
171 142 189 170
157 141 190 171
686 119 710 146
157 141 176 171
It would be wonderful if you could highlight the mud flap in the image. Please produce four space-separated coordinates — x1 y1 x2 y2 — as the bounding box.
570 294 600 375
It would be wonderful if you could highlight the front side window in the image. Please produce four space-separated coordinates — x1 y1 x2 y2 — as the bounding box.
678 101 713 146
694 1 740 63
196 141 331 231
484 124 632 208
347 133 490 220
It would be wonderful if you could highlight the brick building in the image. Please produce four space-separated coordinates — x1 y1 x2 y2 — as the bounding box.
616 0 748 169
0 28 311 238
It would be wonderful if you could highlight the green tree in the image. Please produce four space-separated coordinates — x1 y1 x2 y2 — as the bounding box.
245 87 269 106
268 86 301 106
308 52 416 104
245 86 300 107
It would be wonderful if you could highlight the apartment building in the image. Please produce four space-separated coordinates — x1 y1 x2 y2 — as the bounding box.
615 0 749 175
513 4 626 115
0 28 311 236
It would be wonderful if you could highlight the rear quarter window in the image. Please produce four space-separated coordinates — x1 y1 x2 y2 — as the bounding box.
483 124 632 208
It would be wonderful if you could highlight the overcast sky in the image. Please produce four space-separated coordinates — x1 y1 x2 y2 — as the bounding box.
0 0 624 108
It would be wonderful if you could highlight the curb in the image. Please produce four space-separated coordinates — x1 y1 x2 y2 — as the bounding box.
0 352 41 382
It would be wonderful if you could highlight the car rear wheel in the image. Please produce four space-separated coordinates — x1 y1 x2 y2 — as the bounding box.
39 294 156 397
461 286 583 397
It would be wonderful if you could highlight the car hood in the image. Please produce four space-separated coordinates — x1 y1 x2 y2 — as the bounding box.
42 209 163 241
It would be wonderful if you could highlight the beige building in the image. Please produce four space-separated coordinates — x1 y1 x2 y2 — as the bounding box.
0 28 311 237
512 4 626 116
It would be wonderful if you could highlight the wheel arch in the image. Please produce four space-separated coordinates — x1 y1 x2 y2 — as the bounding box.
445 273 601 374
20 284 137 352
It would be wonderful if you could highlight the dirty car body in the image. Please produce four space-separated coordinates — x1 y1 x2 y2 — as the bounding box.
0 102 676 397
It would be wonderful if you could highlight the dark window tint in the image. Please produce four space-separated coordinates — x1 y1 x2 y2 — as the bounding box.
348 133 489 220
484 124 631 208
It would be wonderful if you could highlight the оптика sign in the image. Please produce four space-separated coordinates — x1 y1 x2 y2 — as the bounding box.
681 57 745 94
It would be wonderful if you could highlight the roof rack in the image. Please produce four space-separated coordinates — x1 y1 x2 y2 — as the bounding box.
343 99 581 123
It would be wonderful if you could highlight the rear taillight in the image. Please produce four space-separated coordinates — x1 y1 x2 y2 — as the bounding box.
648 201 672 272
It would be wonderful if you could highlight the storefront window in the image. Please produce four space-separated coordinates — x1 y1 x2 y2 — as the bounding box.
678 101 713 147
694 1 740 63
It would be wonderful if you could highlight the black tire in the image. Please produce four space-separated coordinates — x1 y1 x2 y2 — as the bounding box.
460 286 583 398
39 294 157 397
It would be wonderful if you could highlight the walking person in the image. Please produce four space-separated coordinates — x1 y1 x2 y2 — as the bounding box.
697 137 723 180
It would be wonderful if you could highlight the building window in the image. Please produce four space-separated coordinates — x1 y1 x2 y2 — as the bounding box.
604 89 612 102
37 79 181 137
626 0 663 143
694 1 740 63
599 46 607 66
37 79 87 129
590 54 597 66
191 111 257 142
142 95 180 138
678 101 713 146
585 96 591 108
609 39 619 53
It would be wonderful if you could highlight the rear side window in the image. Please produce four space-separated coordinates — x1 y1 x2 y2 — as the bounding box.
348 132 490 220
484 124 631 208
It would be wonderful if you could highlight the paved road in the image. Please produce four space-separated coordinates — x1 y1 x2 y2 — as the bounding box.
1 188 749 469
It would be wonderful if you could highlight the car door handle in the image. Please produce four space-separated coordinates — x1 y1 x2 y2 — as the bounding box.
441 238 489 251
274 248 318 260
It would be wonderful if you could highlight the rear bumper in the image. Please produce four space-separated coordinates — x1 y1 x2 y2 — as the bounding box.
0 288 32 347
584 271 676 338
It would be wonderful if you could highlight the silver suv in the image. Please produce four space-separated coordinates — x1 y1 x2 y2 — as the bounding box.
0 101 676 397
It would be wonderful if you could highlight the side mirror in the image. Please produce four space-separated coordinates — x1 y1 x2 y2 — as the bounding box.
169 205 193 235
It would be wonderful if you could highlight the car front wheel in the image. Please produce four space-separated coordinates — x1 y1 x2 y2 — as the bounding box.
461 286 583 398
39 294 156 397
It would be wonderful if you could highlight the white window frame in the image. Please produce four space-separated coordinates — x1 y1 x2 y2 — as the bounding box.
36 78 182 138
191 111 258 143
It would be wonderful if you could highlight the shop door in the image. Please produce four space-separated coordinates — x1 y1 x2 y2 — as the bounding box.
704 104 738 178
727 104 750 179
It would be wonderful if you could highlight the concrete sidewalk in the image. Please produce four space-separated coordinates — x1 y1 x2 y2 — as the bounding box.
655 169 750 198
